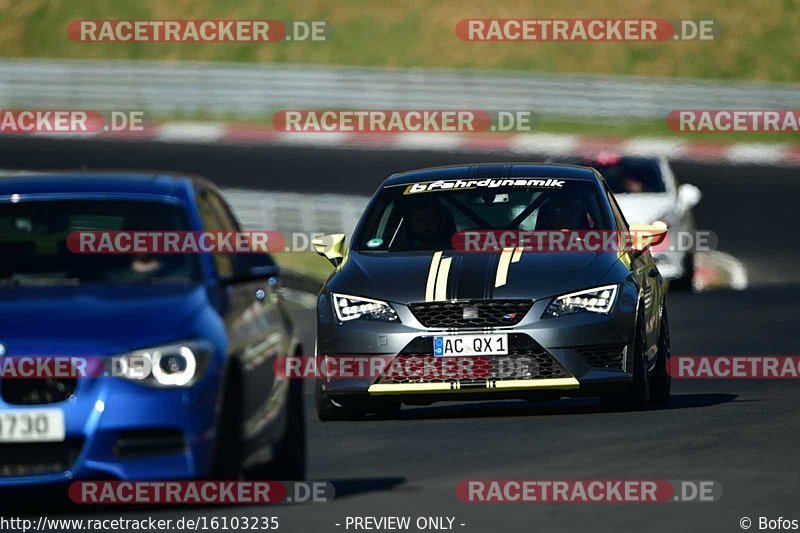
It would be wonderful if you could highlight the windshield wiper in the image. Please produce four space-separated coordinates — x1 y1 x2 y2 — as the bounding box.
20 277 80 286
104 276 194 285
0 276 81 287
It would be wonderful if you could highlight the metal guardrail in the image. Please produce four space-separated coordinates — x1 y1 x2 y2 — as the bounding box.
222 188 367 237
0 58 797 119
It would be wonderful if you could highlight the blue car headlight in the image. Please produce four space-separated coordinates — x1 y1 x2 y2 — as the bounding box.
332 293 398 322
544 284 618 317
117 340 213 387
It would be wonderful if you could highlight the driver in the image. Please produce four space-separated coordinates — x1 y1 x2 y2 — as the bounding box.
537 195 588 230
123 212 165 275
407 198 453 249
620 174 645 193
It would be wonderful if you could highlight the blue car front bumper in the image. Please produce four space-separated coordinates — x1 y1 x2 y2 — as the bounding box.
0 368 223 487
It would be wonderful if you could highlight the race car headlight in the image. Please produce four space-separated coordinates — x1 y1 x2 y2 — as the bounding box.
544 284 618 317
332 293 398 322
116 340 213 387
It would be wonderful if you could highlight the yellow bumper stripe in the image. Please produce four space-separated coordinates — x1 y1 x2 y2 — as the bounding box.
368 377 579 395
492 378 579 391
369 382 456 394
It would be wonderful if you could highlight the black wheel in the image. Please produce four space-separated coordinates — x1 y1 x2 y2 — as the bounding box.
210 364 243 479
649 306 672 405
247 378 307 480
671 253 695 290
315 379 368 421
601 308 650 411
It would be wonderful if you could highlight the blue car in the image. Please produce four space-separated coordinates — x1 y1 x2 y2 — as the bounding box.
0 172 305 486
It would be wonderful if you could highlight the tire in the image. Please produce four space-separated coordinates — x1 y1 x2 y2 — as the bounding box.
649 306 672 405
248 378 307 480
601 308 650 411
671 253 695 290
210 364 243 479
315 379 368 421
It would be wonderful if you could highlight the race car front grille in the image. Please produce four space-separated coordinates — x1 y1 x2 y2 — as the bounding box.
577 345 625 370
0 438 84 477
408 299 533 328
0 378 77 405
376 334 571 385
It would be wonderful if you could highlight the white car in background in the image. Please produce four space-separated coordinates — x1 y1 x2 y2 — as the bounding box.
553 154 702 288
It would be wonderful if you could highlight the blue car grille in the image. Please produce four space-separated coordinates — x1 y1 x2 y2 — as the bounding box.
0 378 77 405
0 438 84 477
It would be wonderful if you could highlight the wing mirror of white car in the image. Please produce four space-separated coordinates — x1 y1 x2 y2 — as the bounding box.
678 183 702 209
651 220 669 230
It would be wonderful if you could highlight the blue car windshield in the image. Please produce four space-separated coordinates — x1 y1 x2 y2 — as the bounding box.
0 199 202 285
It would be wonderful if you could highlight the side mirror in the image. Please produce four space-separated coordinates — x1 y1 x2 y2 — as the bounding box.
228 253 280 284
628 224 668 253
678 183 702 209
651 220 669 229
311 233 346 267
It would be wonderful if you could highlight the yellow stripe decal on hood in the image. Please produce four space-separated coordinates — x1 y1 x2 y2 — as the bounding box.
435 257 452 301
494 247 515 288
425 251 442 302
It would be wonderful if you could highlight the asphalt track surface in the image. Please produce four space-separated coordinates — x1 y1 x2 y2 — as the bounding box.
2 138 800 532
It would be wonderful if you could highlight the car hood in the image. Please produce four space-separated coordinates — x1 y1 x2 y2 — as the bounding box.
614 193 676 225
333 250 621 304
0 284 209 356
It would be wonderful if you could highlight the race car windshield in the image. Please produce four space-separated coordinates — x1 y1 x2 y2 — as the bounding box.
0 199 201 285
355 180 612 252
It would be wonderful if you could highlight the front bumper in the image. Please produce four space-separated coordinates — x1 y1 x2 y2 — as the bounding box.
316 286 639 404
0 369 222 487
652 251 687 281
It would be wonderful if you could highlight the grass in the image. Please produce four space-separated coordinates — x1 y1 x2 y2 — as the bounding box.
272 251 333 284
0 0 798 82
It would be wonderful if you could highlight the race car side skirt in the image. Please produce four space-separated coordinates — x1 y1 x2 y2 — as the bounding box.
367 377 580 395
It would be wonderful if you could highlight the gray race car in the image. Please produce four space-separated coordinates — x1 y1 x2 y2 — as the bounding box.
312 163 671 420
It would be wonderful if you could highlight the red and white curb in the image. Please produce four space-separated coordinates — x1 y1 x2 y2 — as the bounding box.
7 121 800 166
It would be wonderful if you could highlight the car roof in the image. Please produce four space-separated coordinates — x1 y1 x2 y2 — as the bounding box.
382 163 599 187
0 170 214 200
